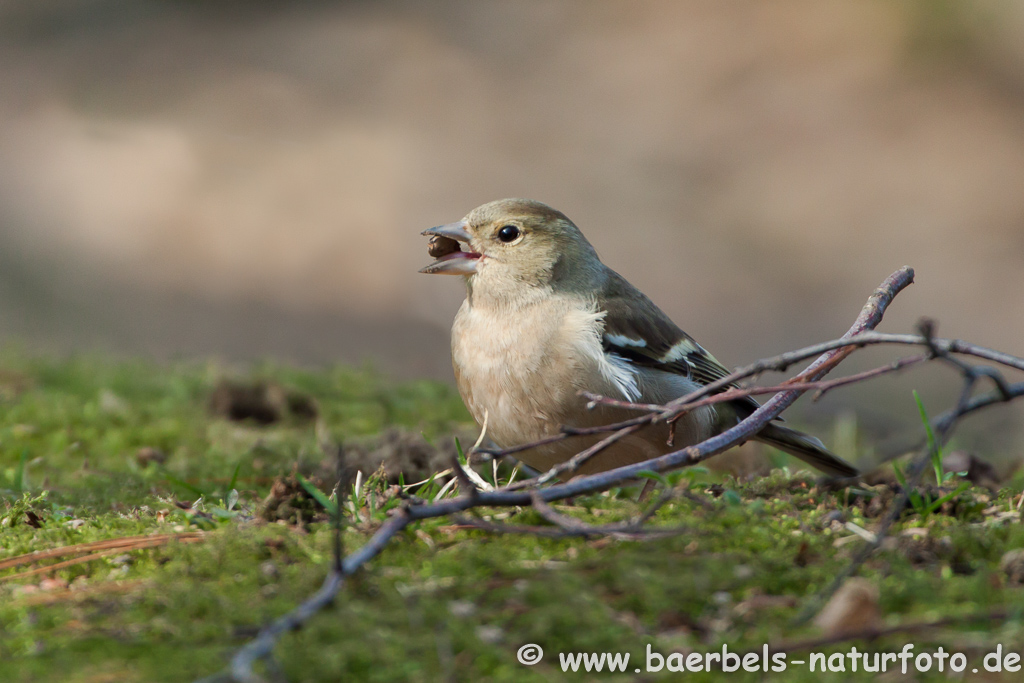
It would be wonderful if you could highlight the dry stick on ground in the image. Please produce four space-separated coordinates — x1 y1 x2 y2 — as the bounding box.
792 319 1024 626
454 476 704 541
213 265 1024 682
417 267 912 509
580 354 929 414
0 532 205 579
225 443 353 683
528 489 680 537
453 517 692 541
17 579 149 607
481 329 1024 466
479 306 1024 472
493 327 1024 486
203 267 917 683
207 267 1024 683
497 266 918 488
456 481 705 540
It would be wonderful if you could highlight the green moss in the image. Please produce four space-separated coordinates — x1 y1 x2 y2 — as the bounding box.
1 352 1023 681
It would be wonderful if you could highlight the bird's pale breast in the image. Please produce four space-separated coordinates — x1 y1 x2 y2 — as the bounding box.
451 296 719 474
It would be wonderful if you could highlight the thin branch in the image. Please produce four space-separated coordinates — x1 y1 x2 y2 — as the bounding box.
635 485 702 520
581 353 928 417
933 380 1024 433
792 322 1024 626
332 442 346 574
530 492 582 525
450 452 480 499
0 532 205 574
479 320 1024 475
229 570 347 683
450 515 585 538
506 421 648 490
451 515 689 540
205 266 1022 682
226 499 412 681
476 414 651 459
495 266 916 489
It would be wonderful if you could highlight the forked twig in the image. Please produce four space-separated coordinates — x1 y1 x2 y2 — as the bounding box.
793 319 1024 624
580 353 928 416
198 266 1024 683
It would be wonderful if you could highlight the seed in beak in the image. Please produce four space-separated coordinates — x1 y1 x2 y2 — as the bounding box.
428 235 461 258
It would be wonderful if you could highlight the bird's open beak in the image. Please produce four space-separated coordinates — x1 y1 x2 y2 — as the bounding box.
419 220 481 275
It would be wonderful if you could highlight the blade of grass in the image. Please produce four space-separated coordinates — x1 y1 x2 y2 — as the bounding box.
14 449 28 493
914 390 943 484
228 462 242 492
162 472 206 498
924 482 971 515
297 474 338 516
893 461 925 515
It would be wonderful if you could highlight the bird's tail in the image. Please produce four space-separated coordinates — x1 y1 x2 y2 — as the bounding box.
755 423 859 479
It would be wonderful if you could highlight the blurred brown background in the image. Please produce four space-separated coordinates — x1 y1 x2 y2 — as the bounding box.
0 0 1022 458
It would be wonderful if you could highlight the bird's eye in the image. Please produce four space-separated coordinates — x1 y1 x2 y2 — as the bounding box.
497 225 521 243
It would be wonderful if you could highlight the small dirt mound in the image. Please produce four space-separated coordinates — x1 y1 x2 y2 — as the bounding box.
260 473 330 525
209 379 317 425
327 428 473 485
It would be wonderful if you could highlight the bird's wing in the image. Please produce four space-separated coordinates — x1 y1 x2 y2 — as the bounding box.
597 272 760 414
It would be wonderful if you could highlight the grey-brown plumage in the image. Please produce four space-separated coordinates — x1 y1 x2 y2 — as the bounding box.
420 198 858 479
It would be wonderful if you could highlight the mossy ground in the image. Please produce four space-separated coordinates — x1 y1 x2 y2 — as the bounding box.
2 351 1024 682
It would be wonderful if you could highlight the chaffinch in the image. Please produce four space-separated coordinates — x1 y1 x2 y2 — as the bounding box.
420 198 858 478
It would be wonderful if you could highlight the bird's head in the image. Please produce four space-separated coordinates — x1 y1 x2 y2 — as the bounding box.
420 199 601 301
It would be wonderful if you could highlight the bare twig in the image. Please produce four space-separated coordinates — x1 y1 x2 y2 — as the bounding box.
451 515 689 540
202 266 1024 683
476 414 651 459
224 512 411 683
580 353 928 416
0 532 205 573
206 268 915 683
450 452 480 498
332 442 345 575
0 533 205 581
504 267 916 487
793 320 1024 626
506 422 648 490
483 326 1024 461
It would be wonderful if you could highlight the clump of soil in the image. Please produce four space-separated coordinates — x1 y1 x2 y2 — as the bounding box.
260 473 330 525
135 446 168 467
839 477 982 521
325 427 473 485
261 429 478 524
845 483 899 518
209 379 317 424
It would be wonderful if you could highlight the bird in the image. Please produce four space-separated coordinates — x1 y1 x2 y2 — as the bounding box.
419 198 858 479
